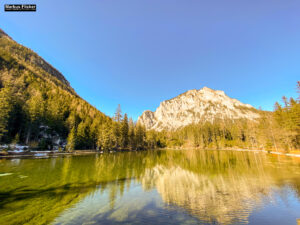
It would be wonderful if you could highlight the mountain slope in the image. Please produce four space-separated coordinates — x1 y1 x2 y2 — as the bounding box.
138 87 260 131
0 28 73 93
0 28 111 148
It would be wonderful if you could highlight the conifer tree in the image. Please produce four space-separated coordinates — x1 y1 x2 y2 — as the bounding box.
128 118 136 150
0 87 13 140
97 123 114 151
112 122 120 149
114 104 122 122
120 113 129 149
76 121 88 149
135 123 145 150
66 127 77 151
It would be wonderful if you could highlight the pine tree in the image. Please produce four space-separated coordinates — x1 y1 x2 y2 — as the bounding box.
76 121 88 149
146 130 157 149
0 87 13 141
128 118 136 150
25 91 45 144
135 123 145 150
111 105 123 149
120 113 129 149
97 123 114 151
66 127 77 151
114 104 122 122
112 122 120 149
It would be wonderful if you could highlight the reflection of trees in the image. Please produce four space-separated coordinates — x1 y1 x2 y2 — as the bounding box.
141 151 300 225
0 152 148 225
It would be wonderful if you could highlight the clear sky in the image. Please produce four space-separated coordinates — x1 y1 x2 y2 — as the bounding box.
0 0 299 120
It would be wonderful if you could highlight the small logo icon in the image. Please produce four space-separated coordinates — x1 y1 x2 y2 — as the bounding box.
4 4 36 12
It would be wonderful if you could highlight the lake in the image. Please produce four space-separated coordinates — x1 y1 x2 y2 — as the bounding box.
0 150 300 225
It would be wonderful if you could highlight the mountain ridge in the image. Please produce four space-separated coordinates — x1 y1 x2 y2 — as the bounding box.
0 28 73 93
0 28 11 39
138 87 260 131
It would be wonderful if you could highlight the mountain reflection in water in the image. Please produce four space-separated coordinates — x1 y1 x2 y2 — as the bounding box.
0 150 300 225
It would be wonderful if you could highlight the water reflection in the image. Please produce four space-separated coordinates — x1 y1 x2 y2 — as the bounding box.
0 150 299 225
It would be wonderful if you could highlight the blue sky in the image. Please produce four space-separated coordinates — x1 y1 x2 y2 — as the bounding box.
0 0 299 120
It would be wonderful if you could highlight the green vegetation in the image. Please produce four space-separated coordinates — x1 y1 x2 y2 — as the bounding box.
0 30 149 151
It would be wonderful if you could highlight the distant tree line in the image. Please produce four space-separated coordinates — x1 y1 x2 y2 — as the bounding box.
66 104 152 151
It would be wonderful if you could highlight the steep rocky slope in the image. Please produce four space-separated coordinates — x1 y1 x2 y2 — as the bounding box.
138 87 260 131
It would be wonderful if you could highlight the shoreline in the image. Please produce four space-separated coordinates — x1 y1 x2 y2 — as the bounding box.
0 149 149 159
0 150 99 159
1 148 300 159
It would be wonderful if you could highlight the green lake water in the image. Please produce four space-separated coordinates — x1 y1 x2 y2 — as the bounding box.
0 150 300 225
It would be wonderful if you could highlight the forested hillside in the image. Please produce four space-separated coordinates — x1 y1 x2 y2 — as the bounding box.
0 29 148 151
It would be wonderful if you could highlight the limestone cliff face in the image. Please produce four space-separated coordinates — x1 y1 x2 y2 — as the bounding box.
138 87 260 131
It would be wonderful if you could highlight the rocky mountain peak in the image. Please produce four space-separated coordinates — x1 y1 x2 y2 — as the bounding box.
138 87 260 131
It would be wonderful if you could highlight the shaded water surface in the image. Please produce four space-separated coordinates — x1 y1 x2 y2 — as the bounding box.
0 150 300 225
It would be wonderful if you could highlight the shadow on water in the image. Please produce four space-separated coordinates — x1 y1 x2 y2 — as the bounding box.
0 177 133 210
